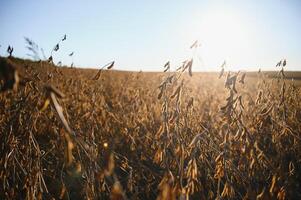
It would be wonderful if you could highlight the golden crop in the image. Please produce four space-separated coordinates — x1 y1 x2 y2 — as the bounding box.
0 56 301 200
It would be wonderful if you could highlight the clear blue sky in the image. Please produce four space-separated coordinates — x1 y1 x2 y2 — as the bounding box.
0 0 300 71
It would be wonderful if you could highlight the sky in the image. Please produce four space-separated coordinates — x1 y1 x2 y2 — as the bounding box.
0 0 300 71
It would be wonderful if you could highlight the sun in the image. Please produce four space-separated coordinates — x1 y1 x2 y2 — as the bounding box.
196 8 252 70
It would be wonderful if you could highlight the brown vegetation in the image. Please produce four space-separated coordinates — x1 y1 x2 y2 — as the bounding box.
0 56 301 199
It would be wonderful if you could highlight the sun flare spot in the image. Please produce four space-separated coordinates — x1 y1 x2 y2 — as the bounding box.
195 8 253 70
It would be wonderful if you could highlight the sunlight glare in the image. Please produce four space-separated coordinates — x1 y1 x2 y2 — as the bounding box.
197 8 253 70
